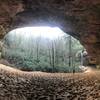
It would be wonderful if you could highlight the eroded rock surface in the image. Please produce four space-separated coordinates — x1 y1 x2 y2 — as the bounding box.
0 0 100 64
0 64 100 100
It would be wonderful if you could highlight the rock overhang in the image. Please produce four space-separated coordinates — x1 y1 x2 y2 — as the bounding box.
0 0 100 64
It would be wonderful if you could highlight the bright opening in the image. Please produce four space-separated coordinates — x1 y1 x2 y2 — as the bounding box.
9 27 66 40
1 26 87 72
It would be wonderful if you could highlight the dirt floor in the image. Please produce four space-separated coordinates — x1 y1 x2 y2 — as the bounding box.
0 64 100 100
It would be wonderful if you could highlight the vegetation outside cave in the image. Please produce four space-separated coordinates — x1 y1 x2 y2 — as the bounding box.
1 27 84 72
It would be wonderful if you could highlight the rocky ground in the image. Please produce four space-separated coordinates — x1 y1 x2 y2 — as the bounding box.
0 64 100 100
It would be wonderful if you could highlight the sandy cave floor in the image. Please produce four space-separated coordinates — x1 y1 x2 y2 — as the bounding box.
0 64 100 100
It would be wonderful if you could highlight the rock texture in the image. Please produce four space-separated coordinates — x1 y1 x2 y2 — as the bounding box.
0 64 100 100
0 0 100 64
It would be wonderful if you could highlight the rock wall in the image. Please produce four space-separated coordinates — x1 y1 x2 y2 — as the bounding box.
0 0 100 64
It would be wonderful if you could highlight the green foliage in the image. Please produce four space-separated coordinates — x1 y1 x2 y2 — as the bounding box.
2 31 84 72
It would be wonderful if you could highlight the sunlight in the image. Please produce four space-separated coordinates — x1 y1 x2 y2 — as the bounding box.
3 26 84 73
10 26 67 40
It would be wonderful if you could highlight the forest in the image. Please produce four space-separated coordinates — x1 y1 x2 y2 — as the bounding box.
1 28 84 72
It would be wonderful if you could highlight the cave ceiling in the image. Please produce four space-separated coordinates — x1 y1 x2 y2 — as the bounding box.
0 0 100 63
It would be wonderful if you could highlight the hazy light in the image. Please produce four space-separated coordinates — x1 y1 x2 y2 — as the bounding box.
9 27 67 40
81 66 94 74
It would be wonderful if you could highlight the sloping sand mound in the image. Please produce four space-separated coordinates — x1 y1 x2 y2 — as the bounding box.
0 64 100 100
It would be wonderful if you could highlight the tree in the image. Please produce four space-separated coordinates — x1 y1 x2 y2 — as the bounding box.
2 30 84 72
51 41 55 72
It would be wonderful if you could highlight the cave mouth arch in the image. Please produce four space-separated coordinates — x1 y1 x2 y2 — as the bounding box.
0 0 99 67
1 26 84 72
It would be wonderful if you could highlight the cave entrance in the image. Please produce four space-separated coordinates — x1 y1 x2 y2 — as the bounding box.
1 26 85 72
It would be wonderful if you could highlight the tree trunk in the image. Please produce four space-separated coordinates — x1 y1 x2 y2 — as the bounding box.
51 42 55 72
